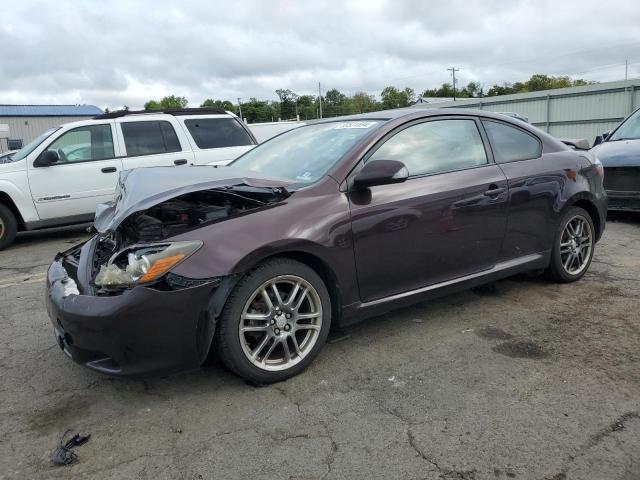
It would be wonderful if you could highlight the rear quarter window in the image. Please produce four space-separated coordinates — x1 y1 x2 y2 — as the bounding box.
121 120 181 156
184 118 254 149
482 120 541 163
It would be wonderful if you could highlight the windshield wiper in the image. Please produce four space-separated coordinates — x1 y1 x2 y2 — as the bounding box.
608 137 640 142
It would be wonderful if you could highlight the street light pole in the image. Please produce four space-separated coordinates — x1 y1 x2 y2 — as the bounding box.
447 67 460 101
237 97 243 122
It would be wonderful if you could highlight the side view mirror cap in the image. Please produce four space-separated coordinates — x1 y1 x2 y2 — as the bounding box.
353 159 409 189
34 149 60 167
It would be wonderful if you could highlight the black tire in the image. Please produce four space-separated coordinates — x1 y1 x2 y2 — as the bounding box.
0 203 17 251
215 258 332 383
546 206 595 283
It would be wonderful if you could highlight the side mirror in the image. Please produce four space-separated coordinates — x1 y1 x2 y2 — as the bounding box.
34 149 60 167
353 160 409 189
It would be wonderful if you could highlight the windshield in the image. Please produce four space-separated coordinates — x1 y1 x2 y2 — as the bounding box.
10 127 60 161
609 109 640 141
231 120 382 184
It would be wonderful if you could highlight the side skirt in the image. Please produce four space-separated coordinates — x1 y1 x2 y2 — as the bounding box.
340 252 550 326
23 214 94 231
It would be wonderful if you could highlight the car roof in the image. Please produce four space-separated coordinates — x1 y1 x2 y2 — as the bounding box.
94 107 231 120
314 107 533 123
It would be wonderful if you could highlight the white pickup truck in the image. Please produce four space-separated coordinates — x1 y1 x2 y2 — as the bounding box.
0 108 258 249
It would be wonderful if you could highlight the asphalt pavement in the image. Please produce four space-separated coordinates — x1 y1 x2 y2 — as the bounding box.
1 215 639 480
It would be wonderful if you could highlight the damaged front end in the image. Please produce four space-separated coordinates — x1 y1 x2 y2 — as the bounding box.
90 167 292 295
45 167 293 376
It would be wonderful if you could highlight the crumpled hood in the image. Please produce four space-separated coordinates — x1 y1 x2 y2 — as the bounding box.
94 166 294 233
591 139 640 167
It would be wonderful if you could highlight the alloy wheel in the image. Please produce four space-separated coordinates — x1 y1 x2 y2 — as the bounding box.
559 214 593 275
239 275 323 371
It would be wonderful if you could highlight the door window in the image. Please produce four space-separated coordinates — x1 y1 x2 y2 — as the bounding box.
47 124 114 163
121 121 182 156
482 120 541 163
184 118 254 149
368 119 488 176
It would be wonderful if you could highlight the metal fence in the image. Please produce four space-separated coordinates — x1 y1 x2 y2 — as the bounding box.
410 79 639 145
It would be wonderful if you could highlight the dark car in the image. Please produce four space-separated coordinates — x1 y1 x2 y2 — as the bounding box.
45 109 607 383
591 107 640 211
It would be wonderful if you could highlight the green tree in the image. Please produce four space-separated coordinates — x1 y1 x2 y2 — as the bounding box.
275 89 298 120
144 95 188 110
351 91 379 113
380 86 413 109
201 98 237 113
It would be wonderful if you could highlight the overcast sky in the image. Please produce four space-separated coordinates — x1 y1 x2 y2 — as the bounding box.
2 0 640 110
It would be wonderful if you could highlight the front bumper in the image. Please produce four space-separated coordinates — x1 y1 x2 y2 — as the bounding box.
45 239 219 377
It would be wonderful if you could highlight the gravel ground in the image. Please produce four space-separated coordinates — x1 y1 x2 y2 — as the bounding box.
0 215 638 480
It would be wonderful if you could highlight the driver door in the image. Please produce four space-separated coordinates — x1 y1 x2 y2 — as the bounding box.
349 117 509 302
28 123 123 221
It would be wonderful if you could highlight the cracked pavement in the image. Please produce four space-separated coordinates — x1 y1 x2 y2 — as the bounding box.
0 215 639 480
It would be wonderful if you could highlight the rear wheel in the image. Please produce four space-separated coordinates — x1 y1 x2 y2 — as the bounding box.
216 258 331 383
0 204 17 251
546 206 595 283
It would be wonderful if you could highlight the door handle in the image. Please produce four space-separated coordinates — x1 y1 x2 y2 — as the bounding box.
101 167 117 173
484 184 506 196
174 159 188 165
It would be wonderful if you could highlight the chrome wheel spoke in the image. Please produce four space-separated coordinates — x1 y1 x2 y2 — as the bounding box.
251 335 270 359
260 288 274 313
296 322 321 331
241 325 269 333
282 339 291 362
261 338 279 364
293 287 309 312
291 335 303 357
285 282 301 307
243 312 270 321
271 283 284 307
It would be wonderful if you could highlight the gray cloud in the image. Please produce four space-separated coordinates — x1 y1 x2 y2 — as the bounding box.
2 0 640 109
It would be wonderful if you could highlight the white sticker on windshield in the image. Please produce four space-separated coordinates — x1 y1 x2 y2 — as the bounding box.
332 121 378 129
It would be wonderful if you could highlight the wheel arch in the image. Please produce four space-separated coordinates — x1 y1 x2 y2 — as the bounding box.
0 191 25 230
564 193 604 241
208 243 343 328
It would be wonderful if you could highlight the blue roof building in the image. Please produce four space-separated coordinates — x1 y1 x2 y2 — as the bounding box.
0 104 103 151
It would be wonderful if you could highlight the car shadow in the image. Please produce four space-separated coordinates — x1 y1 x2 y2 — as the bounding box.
607 211 640 225
13 224 91 248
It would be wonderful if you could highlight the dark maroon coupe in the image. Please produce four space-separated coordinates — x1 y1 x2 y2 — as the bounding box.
46 109 607 382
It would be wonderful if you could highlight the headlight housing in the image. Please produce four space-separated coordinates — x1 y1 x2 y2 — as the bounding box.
94 241 202 288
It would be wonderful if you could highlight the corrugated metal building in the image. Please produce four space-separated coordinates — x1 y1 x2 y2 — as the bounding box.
409 79 639 145
0 105 103 152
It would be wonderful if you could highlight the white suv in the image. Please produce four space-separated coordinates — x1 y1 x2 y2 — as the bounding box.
0 108 257 249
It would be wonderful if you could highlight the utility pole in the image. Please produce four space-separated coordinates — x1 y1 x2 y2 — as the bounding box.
625 59 628 81
237 98 243 122
447 67 460 101
318 82 323 119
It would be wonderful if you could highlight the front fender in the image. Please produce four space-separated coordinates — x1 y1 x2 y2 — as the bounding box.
0 178 39 224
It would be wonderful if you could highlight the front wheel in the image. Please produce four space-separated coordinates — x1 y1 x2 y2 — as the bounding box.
0 204 17 251
215 258 331 383
546 206 595 283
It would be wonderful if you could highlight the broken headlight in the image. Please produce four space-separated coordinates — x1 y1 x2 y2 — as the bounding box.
94 241 202 288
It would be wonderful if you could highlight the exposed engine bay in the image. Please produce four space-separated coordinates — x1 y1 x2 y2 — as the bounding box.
91 185 289 291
